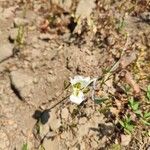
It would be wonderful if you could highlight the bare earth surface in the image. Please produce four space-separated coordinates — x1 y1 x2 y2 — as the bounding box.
0 0 150 150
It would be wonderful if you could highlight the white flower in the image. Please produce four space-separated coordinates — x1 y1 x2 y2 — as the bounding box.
69 75 94 104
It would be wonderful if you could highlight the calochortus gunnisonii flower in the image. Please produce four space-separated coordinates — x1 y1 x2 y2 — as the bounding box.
69 76 95 104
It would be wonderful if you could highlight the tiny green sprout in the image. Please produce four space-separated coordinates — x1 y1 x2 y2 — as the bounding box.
63 80 70 89
128 98 142 116
140 111 150 126
116 17 125 32
119 115 135 134
16 25 24 46
94 97 108 104
35 121 42 135
128 97 139 111
142 130 150 137
123 84 131 95
22 143 28 150
38 144 45 150
109 144 121 150
143 112 150 118
83 87 90 94
146 85 150 101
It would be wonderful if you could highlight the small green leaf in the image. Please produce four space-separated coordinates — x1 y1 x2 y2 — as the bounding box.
119 115 135 134
117 17 125 31
64 80 70 89
123 84 131 94
125 124 134 132
141 118 150 126
22 143 28 150
124 128 132 134
129 98 134 105
146 85 150 101
128 98 139 111
134 110 142 116
133 103 139 111
109 144 121 150
94 98 108 104
125 115 131 123
144 112 150 119
35 121 42 135
119 120 125 127
83 88 90 94
38 145 45 150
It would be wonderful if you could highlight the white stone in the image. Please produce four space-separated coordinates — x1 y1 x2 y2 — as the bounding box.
61 108 69 120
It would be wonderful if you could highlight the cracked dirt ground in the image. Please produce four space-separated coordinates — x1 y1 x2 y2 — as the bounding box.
0 0 150 150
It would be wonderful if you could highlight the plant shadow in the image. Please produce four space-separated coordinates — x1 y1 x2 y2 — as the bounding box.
32 109 50 124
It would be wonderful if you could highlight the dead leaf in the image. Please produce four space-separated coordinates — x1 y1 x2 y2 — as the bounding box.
115 99 122 110
120 51 137 69
110 107 119 117
129 111 137 122
124 71 141 95
40 19 50 32
121 134 131 146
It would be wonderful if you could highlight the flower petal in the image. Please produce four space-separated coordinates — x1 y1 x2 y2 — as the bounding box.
70 76 83 85
70 91 84 104
70 75 92 89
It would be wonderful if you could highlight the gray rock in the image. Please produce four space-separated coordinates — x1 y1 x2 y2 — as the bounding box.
14 18 28 27
0 43 13 62
10 70 33 100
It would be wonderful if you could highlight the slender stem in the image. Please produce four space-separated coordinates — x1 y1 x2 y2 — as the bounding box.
47 95 70 111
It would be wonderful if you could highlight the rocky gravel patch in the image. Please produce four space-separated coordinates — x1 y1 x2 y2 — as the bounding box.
0 0 149 150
